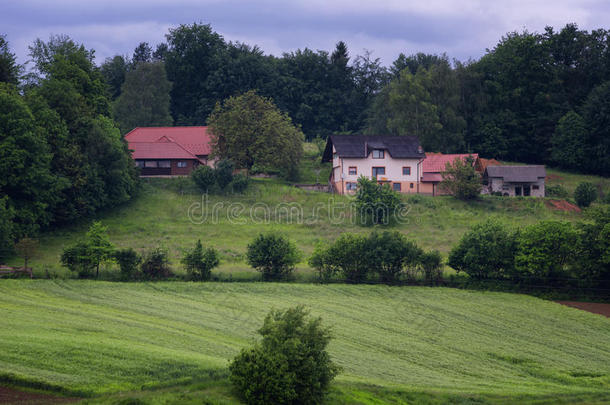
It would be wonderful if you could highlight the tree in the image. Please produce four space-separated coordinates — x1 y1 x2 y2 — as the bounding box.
131 42 152 68
214 159 234 190
181 239 219 281
367 231 422 283
100 55 129 100
355 176 403 226
208 90 303 177
551 111 586 171
439 156 480 200
114 248 142 280
577 206 610 288
309 233 370 282
0 35 21 84
0 197 14 261
85 222 114 278
230 306 339 404
246 233 300 280
574 182 597 208
113 62 173 134
581 81 610 175
448 220 517 279
191 165 216 192
14 238 39 269
141 247 172 279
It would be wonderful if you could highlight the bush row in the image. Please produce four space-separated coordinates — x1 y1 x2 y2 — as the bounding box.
191 159 250 194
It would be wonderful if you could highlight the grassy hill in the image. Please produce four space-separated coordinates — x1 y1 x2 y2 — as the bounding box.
0 281 608 404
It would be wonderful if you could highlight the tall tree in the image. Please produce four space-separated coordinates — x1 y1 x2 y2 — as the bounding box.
581 82 610 175
550 111 587 171
131 42 153 68
100 55 129 100
0 35 21 85
114 62 173 133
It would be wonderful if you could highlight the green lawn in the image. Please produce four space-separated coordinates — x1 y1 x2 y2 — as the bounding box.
0 281 608 404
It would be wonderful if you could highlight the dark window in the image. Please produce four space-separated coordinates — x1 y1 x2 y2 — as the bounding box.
177 161 188 168
372 167 386 177
372 149 384 159
532 185 539 190
393 183 401 191
144 161 158 168
158 161 171 168
348 166 357 175
135 160 144 168
402 167 411 176
346 182 357 191
410 183 414 189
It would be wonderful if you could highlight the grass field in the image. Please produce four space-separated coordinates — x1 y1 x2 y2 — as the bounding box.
0 280 608 404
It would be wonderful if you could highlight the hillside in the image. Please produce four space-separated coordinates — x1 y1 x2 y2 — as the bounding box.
0 281 608 404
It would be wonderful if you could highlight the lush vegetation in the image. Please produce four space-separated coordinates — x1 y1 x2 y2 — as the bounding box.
0 281 608 403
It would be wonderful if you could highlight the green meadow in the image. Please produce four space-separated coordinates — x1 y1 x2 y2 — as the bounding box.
0 281 608 404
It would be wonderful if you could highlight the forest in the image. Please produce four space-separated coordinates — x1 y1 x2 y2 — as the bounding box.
1 22 610 257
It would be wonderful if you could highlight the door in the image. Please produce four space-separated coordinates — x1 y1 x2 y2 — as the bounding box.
523 185 531 196
515 186 522 196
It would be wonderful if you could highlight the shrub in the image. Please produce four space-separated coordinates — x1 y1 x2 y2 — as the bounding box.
419 250 443 283
439 156 481 200
514 221 579 281
140 248 172 279
246 233 300 280
215 159 235 190
60 222 114 278
545 184 569 198
309 233 369 283
14 238 39 269
448 220 517 279
231 173 250 193
191 165 216 192
229 306 339 405
355 176 403 226
60 242 96 278
181 240 219 281
114 248 142 280
367 231 422 283
575 206 610 288
574 182 597 207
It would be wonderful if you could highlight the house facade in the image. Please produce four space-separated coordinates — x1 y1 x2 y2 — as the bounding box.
420 153 480 196
483 165 546 197
125 126 213 176
322 135 425 194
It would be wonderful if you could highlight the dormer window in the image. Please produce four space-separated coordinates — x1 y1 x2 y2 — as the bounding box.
372 149 384 159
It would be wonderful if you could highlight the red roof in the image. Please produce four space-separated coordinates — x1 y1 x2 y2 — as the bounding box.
125 126 212 159
422 153 479 173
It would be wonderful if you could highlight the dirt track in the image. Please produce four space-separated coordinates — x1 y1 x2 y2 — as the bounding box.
557 301 610 317
0 386 77 404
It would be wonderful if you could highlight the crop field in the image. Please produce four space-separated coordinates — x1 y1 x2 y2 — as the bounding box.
0 281 608 403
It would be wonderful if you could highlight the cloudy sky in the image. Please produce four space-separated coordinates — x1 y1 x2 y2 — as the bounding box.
2 0 609 67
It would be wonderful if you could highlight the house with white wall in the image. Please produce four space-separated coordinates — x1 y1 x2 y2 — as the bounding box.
322 135 425 194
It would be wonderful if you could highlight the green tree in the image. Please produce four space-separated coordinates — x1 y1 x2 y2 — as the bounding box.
114 248 142 280
214 159 234 190
581 81 610 175
181 239 219 281
0 35 21 84
577 206 610 288
439 156 481 200
14 238 39 269
230 306 339 405
140 248 172 279
367 231 422 283
551 111 587 171
574 182 597 208
100 55 129 100
208 90 303 177
85 221 114 279
355 176 403 226
113 62 173 134
191 165 216 193
131 42 152 68
0 197 14 260
246 233 300 281
309 233 369 282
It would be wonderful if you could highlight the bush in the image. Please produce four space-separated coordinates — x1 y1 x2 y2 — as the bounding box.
191 165 216 192
574 182 597 207
448 220 517 279
367 231 422 283
419 250 443 283
229 306 339 405
231 173 250 193
246 233 300 280
60 222 114 278
309 233 369 282
60 242 96 278
215 159 234 190
545 184 569 198
355 176 403 226
181 240 219 281
515 221 579 281
575 206 610 287
140 248 172 279
114 248 142 280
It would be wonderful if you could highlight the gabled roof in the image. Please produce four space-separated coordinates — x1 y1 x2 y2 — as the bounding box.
322 135 424 162
128 142 196 160
125 126 212 156
423 153 479 173
484 165 546 182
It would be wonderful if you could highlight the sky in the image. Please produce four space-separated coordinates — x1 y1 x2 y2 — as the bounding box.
2 0 610 67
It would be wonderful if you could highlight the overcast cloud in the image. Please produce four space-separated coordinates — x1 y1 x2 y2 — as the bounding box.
2 0 609 67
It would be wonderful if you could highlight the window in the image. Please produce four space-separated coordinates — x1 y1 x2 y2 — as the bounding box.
410 182 414 189
348 166 357 175
333 152 337 160
372 167 386 178
177 161 188 168
144 161 158 168
402 167 411 176
158 161 171 168
372 149 384 159
393 183 401 191
135 160 144 168
346 182 357 191
532 185 539 190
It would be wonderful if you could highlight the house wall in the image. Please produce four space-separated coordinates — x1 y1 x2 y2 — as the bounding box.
171 159 198 175
331 146 422 194
488 177 545 197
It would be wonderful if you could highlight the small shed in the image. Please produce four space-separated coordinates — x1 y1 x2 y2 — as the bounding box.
484 165 546 197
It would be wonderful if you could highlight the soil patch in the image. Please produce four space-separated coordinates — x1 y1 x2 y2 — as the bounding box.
546 173 564 181
545 199 581 212
557 301 610 317
0 386 78 404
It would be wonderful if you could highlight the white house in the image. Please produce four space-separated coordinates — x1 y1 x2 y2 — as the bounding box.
322 135 425 194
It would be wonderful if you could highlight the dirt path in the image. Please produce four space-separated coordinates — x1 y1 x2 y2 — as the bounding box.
557 301 610 317
0 386 78 404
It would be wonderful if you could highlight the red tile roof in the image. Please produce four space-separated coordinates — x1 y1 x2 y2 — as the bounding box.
422 153 479 173
125 126 212 159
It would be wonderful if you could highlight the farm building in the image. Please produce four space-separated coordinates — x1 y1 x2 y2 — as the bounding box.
125 126 213 176
420 153 480 196
322 135 425 194
483 165 546 197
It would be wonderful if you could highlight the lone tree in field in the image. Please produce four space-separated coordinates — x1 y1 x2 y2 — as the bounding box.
439 156 481 200
230 306 340 404
14 238 39 269
208 90 304 179
246 233 300 281
181 239 219 281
